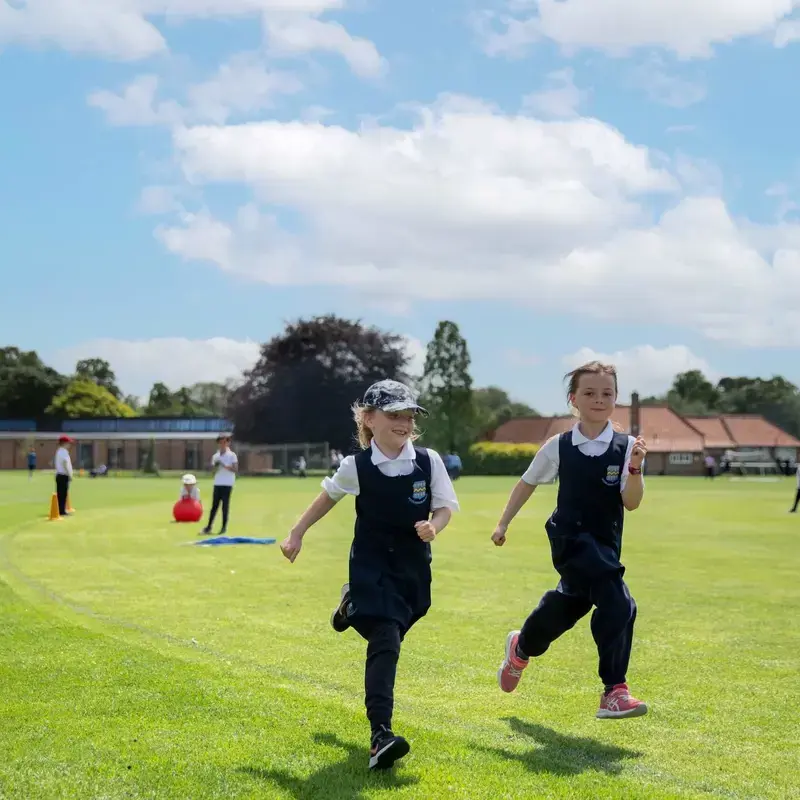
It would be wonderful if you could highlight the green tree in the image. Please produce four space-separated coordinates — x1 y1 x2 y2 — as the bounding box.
419 321 475 453
145 382 175 416
75 358 121 398
47 380 137 418
0 347 67 418
473 386 537 434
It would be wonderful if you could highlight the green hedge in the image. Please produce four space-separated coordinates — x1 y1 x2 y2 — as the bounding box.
463 441 540 476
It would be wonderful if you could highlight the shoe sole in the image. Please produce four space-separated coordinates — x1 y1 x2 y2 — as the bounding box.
369 737 410 770
330 583 351 632
596 702 648 719
497 630 523 692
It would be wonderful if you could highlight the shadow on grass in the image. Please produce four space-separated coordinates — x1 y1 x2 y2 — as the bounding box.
238 732 418 799
476 717 644 777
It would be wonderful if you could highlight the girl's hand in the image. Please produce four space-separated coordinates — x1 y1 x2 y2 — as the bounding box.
630 436 647 468
280 532 303 562
491 524 507 546
415 520 437 543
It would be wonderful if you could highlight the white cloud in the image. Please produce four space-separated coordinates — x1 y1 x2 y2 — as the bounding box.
88 75 184 127
522 67 586 118
265 15 386 78
403 336 426 379
0 0 344 60
476 0 800 60
89 58 303 127
634 57 706 107
51 337 263 397
562 345 717 401
186 54 304 124
137 184 183 214
152 96 800 347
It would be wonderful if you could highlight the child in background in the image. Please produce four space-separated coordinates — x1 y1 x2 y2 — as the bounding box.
280 379 459 771
201 434 237 535
179 473 200 501
492 361 649 720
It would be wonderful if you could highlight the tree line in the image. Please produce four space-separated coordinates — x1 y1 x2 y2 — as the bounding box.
0 349 233 420
3 317 799 450
642 370 800 439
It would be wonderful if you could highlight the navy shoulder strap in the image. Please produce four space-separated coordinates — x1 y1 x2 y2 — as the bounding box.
414 447 432 481
354 448 372 479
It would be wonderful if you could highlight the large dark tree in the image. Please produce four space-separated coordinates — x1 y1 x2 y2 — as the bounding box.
0 347 67 418
229 315 411 450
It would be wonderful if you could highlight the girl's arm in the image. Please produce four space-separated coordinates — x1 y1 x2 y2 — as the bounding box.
281 491 339 562
290 491 337 539
430 506 452 534
621 436 647 511
492 480 536 543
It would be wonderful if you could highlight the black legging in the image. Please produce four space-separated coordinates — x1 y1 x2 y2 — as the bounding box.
206 485 233 529
55 474 70 515
791 488 800 513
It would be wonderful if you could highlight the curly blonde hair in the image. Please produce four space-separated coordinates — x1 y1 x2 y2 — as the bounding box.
351 402 422 450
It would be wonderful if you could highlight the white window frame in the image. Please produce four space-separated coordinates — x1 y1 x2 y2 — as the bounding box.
669 452 694 465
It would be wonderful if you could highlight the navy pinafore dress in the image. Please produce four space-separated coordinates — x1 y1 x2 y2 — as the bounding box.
347 447 433 633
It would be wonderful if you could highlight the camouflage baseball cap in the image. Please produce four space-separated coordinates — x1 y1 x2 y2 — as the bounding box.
362 379 428 416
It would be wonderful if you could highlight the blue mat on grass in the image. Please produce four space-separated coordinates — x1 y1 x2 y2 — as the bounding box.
195 536 276 546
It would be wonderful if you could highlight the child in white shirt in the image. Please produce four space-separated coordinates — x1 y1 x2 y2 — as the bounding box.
179 473 200 501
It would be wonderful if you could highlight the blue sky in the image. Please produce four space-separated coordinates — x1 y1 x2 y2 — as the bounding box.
3 0 800 414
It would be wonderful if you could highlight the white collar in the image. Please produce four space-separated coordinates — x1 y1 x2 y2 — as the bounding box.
571 421 614 446
370 438 416 465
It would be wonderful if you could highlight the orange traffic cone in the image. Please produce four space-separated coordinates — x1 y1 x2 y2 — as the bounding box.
48 493 60 521
66 492 75 514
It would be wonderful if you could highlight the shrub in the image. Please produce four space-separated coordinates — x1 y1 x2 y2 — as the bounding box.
463 441 539 476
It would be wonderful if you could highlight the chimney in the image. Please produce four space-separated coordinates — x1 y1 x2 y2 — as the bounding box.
631 391 641 436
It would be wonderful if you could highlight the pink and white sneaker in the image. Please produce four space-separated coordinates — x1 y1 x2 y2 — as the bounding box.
596 683 648 719
497 630 529 693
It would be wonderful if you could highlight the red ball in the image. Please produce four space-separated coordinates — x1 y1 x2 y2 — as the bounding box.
173 498 203 523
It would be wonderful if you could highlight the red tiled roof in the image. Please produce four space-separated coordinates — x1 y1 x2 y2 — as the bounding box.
683 416 736 449
718 415 800 448
491 405 706 453
490 408 800 451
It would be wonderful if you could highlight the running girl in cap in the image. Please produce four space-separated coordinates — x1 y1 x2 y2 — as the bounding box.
280 379 460 771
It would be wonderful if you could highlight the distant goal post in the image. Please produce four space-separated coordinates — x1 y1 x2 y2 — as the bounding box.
234 441 331 476
722 448 779 478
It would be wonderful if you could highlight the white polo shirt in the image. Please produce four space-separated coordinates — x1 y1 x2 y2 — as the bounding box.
212 449 238 487
54 446 73 478
322 439 460 512
521 422 644 492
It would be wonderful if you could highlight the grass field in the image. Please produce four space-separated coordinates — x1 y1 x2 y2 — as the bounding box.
1 472 798 800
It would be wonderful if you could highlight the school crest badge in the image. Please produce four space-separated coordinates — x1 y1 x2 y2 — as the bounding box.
409 479 428 505
602 465 621 486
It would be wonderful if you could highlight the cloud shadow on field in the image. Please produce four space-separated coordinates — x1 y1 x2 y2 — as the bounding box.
238 732 418 799
475 717 644 777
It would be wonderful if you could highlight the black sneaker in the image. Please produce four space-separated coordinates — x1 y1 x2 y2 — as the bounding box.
219 527 227 535
200 526 211 535
330 583 352 632
368 725 410 770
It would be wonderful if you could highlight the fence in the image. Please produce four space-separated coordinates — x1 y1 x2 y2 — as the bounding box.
234 441 331 476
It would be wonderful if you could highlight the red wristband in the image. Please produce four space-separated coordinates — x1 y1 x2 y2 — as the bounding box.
628 465 642 474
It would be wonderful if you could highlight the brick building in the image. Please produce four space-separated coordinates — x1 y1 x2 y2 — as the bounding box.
489 395 800 476
0 417 233 472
